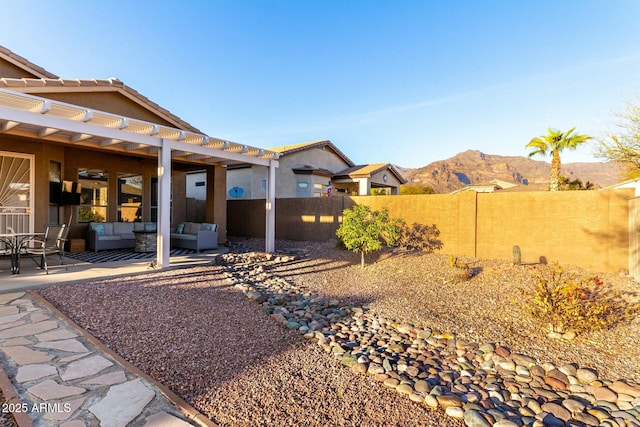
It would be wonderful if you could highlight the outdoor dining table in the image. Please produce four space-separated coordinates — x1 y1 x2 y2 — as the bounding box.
0 232 43 274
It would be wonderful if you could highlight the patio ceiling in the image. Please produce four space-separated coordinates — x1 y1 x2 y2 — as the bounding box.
0 88 279 167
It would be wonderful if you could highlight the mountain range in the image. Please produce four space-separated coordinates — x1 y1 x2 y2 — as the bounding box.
398 150 622 193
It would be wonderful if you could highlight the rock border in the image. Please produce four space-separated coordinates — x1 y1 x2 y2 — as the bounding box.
220 251 640 427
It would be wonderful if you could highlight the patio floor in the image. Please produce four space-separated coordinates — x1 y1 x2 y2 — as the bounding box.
0 247 229 294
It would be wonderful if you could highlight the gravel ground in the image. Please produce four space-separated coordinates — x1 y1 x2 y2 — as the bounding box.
37 238 640 426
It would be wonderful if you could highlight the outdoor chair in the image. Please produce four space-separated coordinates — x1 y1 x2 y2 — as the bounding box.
25 223 69 274
1 226 17 257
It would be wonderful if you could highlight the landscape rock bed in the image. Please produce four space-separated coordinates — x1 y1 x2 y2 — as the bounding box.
221 250 640 427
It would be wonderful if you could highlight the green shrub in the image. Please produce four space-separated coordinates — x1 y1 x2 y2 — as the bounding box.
524 264 639 335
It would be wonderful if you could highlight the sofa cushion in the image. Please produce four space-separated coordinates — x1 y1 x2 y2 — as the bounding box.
97 235 121 241
184 222 201 235
113 222 134 235
171 233 197 241
134 222 145 232
120 233 135 240
103 222 114 236
90 223 105 236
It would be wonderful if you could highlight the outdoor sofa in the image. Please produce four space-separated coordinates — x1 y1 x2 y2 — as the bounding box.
86 222 156 252
170 222 218 251
87 221 218 252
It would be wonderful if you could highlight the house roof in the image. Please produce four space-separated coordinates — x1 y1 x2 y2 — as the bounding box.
268 139 354 167
0 45 201 133
334 163 407 183
0 45 58 79
0 77 202 133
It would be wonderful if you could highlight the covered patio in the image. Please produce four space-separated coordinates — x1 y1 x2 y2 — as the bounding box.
0 88 279 269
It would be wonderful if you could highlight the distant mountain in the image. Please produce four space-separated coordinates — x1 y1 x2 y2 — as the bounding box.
398 150 622 193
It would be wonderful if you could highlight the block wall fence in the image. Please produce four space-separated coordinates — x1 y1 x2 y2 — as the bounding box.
227 189 637 275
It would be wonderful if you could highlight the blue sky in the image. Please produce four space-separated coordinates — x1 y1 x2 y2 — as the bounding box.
2 1 640 168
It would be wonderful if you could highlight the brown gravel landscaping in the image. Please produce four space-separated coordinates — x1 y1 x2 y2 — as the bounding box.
36 238 640 426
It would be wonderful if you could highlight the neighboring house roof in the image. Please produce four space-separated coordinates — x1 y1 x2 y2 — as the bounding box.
334 163 407 183
601 178 640 190
451 180 514 194
0 45 58 79
291 165 335 177
268 139 355 167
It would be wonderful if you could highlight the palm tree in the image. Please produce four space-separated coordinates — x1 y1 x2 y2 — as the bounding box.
526 127 592 192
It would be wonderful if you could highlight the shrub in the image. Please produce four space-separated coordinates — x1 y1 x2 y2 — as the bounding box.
449 254 472 282
396 223 443 253
524 264 640 335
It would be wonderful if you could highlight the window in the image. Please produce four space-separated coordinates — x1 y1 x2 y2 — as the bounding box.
151 177 158 222
78 168 108 222
313 182 326 197
150 177 172 223
296 182 309 197
117 173 143 222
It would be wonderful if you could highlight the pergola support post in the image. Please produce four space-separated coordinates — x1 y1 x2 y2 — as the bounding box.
265 160 276 252
157 140 172 268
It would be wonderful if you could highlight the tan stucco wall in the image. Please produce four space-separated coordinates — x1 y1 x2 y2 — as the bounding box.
228 189 634 273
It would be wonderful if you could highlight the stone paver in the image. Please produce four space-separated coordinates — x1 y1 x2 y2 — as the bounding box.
1 337 33 346
144 411 195 426
43 396 86 421
0 319 57 339
15 363 58 383
27 379 86 401
0 292 25 304
34 338 89 353
2 345 54 365
35 327 78 341
59 352 90 364
0 294 199 426
89 379 155 427
0 312 29 325
80 370 127 386
60 354 113 381
0 305 19 316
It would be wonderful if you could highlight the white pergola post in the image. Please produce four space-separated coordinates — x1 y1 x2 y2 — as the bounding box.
157 140 172 268
265 159 276 252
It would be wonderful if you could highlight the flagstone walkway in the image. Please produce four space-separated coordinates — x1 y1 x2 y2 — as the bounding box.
0 291 213 427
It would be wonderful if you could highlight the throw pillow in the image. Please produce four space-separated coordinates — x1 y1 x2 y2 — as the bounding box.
144 222 157 232
91 223 105 236
203 223 212 231
176 223 185 234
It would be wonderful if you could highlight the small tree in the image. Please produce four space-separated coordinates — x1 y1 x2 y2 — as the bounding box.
336 205 403 268
595 97 640 179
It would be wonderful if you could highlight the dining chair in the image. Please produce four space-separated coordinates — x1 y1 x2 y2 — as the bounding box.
26 224 69 274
